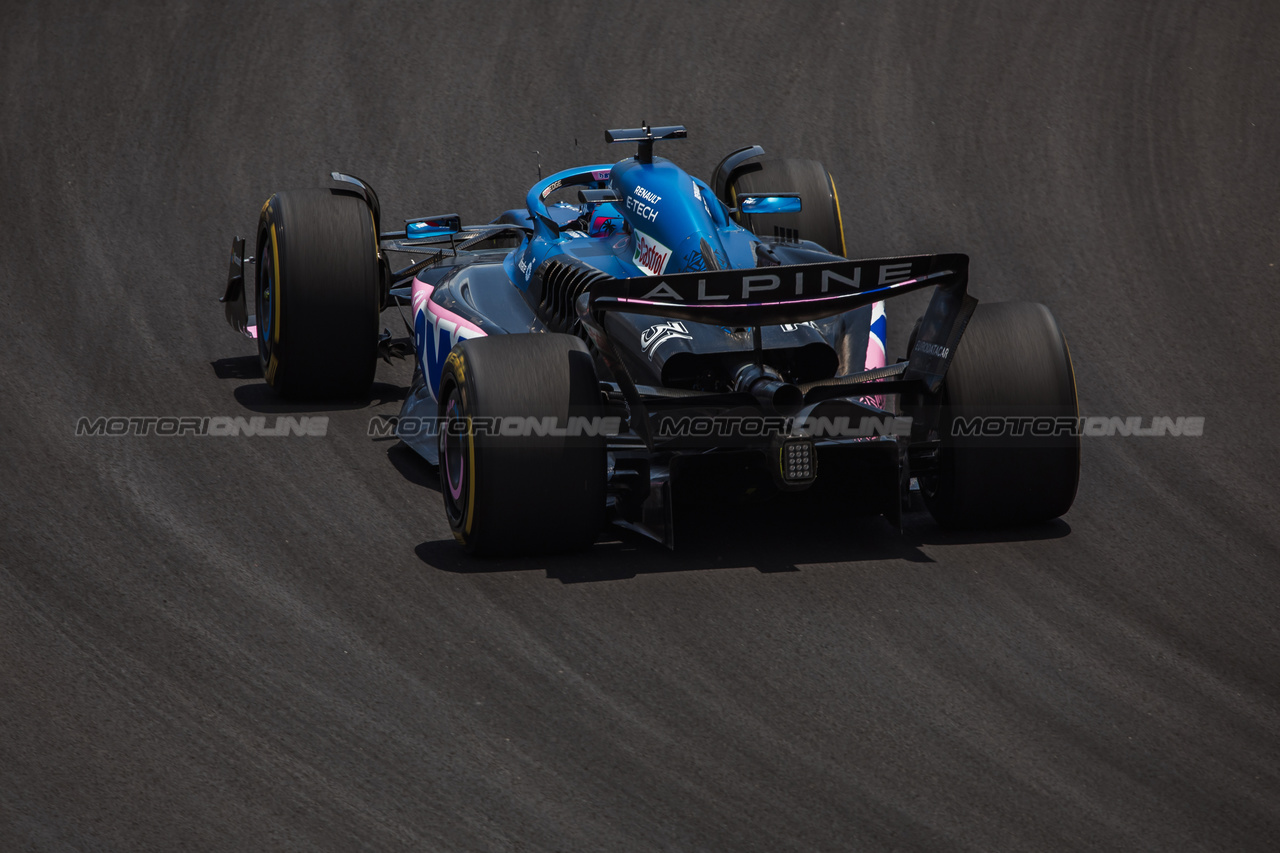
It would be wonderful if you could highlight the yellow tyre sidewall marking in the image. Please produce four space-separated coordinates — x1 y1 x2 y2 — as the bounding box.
464 411 477 538
829 172 848 258
271 223 282 345
1061 332 1082 469
1062 333 1080 416
443 359 479 544
264 222 282 384
458 375 477 538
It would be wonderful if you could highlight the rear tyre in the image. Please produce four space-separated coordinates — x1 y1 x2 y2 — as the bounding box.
256 188 381 398
731 158 847 256
436 334 607 555
917 302 1080 527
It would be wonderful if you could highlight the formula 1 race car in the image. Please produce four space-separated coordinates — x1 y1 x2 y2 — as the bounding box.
220 124 1080 553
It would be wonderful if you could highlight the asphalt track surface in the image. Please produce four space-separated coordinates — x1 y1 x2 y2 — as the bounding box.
3 2 1279 850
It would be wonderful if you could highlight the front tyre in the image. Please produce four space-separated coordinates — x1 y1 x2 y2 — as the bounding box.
256 188 381 399
437 334 607 555
919 302 1080 527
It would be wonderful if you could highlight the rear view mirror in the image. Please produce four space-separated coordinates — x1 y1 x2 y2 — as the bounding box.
737 194 801 214
406 214 462 239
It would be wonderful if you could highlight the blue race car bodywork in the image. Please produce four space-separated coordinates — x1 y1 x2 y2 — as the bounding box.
222 124 985 547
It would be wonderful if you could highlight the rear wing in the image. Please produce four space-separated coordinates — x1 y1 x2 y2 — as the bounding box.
582 252 977 394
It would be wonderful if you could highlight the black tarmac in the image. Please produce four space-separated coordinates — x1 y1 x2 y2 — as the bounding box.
2 2 1278 850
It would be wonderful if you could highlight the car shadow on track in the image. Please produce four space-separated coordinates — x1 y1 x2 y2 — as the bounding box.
901 514 1072 547
211 357 409 413
392 437 1074 581
414 497 1066 582
210 355 264 380
217 377 408 415
387 441 440 491
417 504 1074 583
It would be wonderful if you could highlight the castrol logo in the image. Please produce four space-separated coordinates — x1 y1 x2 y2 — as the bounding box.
632 232 671 276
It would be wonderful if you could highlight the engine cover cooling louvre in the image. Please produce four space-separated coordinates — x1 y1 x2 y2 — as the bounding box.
533 258 615 334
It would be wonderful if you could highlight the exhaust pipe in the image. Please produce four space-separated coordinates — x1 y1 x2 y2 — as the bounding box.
733 363 804 416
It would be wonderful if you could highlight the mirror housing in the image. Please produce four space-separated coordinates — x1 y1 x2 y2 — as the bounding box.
736 193 802 214
405 214 462 239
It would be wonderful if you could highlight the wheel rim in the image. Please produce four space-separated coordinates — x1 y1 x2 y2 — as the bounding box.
439 390 469 525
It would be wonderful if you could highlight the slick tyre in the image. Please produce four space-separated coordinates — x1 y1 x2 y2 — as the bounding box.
256 188 381 398
919 302 1080 527
732 158 847 256
436 334 607 555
